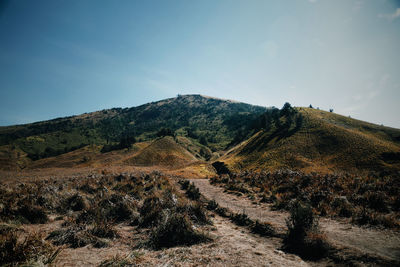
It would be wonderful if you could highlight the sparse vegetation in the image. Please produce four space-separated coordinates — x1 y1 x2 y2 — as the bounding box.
0 230 58 266
283 200 329 260
185 182 201 200
1 95 400 266
148 212 210 249
0 171 213 266
251 220 275 237
211 169 400 229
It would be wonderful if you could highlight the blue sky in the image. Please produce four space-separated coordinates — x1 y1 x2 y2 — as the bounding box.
1 0 399 127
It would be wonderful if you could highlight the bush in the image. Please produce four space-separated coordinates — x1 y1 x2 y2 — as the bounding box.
17 204 48 224
139 196 163 227
283 201 329 260
47 226 88 248
185 184 200 200
91 220 118 239
46 225 107 248
185 202 210 225
65 193 87 212
148 212 210 249
215 207 229 217
231 212 252 226
206 200 218 211
332 197 353 218
179 180 190 190
251 220 275 237
108 202 133 223
1 231 55 265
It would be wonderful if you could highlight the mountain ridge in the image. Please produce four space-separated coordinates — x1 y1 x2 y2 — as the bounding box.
1 95 400 175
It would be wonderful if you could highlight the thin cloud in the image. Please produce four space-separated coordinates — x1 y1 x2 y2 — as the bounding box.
378 8 400 20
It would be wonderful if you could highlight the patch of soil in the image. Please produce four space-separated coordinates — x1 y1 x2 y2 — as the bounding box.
190 179 400 264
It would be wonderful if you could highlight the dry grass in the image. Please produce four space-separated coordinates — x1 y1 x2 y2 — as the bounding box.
0 229 58 266
210 169 400 229
0 170 212 266
223 108 400 175
124 136 198 168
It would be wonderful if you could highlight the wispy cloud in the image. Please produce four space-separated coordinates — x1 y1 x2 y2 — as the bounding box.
378 8 400 20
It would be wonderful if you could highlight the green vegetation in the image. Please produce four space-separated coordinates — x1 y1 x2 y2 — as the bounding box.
0 95 266 164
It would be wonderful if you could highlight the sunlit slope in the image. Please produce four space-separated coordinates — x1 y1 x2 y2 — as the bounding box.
222 108 400 174
0 94 266 167
124 136 198 168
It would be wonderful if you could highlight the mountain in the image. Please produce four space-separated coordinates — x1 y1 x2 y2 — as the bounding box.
221 106 400 175
1 95 399 175
0 94 266 170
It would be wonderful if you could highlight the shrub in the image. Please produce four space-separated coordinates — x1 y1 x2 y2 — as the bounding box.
17 204 48 224
230 212 252 226
96 194 135 223
65 193 87 212
90 220 118 239
148 212 210 249
332 197 353 218
185 184 200 200
215 207 229 217
285 201 316 242
283 201 329 260
108 202 133 223
251 220 275 237
46 225 105 248
139 196 163 227
1 231 55 265
185 202 210 225
365 192 389 212
179 180 190 190
206 200 218 211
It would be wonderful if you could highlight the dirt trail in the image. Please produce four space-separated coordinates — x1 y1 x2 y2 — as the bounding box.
137 215 309 267
49 214 310 266
190 179 400 263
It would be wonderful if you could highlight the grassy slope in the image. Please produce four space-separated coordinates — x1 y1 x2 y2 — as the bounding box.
0 95 266 169
222 108 400 174
124 136 198 168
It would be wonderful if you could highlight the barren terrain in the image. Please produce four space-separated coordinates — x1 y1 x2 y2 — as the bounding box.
190 178 400 264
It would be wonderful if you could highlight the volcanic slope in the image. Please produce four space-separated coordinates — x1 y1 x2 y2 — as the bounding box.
0 94 266 170
222 107 400 174
124 136 198 168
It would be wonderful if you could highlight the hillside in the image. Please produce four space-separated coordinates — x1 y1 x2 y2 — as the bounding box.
124 136 198 168
222 106 400 174
1 96 400 175
0 94 266 169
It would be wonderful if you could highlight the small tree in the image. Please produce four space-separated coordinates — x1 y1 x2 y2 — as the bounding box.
329 109 333 113
309 104 313 108
199 135 208 146
281 102 293 116
157 128 174 137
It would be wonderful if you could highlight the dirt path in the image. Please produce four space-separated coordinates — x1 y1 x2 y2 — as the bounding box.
51 215 310 266
137 215 309 267
190 179 400 263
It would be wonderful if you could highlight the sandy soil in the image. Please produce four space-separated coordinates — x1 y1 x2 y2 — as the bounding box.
137 215 309 267
190 179 400 264
24 213 309 266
